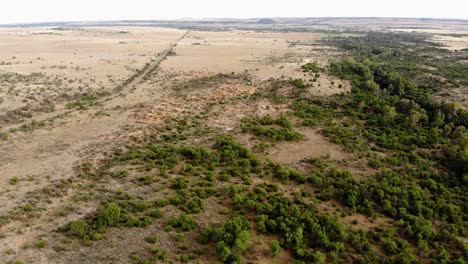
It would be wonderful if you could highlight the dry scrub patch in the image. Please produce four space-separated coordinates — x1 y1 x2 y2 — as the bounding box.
0 27 184 128
133 78 257 126
249 233 293 264
207 99 289 132
430 35 468 51
268 127 347 165
434 86 468 109
316 200 393 231
162 30 324 80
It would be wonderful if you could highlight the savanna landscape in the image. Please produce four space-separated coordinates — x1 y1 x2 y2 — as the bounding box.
0 17 467 264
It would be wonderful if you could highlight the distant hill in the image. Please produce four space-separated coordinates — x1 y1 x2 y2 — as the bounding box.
256 18 277 24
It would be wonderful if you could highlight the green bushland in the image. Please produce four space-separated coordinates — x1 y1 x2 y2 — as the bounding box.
281 31 467 263
61 38 467 263
241 114 304 141
66 94 101 110
301 61 323 73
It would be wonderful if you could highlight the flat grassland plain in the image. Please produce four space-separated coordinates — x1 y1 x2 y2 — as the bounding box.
0 18 467 264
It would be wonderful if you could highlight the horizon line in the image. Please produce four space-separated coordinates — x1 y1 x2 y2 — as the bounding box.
1 16 468 26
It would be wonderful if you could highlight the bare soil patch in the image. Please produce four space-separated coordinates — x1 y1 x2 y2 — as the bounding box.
268 127 347 165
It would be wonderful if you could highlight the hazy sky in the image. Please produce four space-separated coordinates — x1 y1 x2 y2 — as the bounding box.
1 0 467 24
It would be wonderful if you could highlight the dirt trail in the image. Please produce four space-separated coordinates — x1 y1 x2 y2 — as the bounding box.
0 32 193 261
122 31 189 92
0 31 189 134
0 31 188 214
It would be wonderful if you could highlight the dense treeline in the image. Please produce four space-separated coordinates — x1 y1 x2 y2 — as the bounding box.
327 32 468 86
287 32 468 263
327 35 468 179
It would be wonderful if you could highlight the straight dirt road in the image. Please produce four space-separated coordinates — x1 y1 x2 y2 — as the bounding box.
0 31 188 214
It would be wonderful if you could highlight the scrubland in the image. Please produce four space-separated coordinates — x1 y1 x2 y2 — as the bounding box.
0 19 467 264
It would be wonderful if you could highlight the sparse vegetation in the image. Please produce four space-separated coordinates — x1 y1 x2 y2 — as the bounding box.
270 240 282 257
241 115 304 141
1 22 466 264
9 176 19 185
301 61 323 73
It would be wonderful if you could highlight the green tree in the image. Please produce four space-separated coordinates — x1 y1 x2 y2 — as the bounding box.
98 203 121 228
432 110 445 127
313 251 326 264
270 240 282 257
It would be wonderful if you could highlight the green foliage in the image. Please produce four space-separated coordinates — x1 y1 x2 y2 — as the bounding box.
198 227 216 244
270 240 282 257
214 215 252 263
213 135 261 178
171 177 188 190
111 170 129 179
301 61 323 73
289 78 310 90
67 201 149 242
9 176 19 185
145 235 158 243
241 115 304 141
179 146 217 166
167 213 197 231
290 31 468 263
136 175 154 184
291 101 333 127
97 203 121 228
234 185 352 262
0 132 8 141
149 246 167 261
326 42 467 180
68 220 88 238
17 119 47 132
148 209 163 218
34 239 48 249
66 94 98 110
272 164 304 182
312 251 326 264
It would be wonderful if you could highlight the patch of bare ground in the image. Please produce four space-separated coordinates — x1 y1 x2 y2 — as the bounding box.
160 30 353 89
0 28 189 213
45 198 226 264
47 215 175 263
207 99 289 132
268 127 347 165
207 101 255 131
0 109 131 213
342 213 393 231
248 233 293 264
316 200 393 231
0 27 185 130
162 31 319 78
0 176 101 263
430 35 468 51
132 78 257 127
434 86 468 109
185 81 256 101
